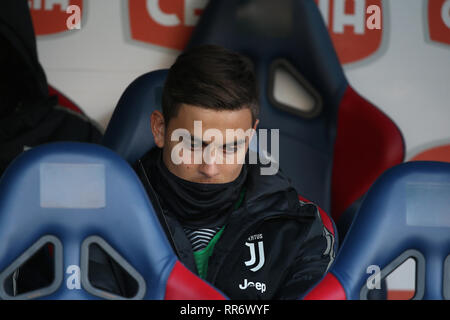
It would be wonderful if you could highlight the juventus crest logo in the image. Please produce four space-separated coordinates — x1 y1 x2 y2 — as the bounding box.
244 237 265 272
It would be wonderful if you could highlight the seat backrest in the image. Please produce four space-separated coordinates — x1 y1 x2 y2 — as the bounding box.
186 0 404 223
304 161 450 300
102 69 339 241
102 70 168 165
0 142 226 300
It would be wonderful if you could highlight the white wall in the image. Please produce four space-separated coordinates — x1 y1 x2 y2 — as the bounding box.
35 0 179 128
343 0 450 159
34 0 450 158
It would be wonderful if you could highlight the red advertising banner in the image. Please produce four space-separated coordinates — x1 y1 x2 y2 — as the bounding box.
411 144 450 163
29 0 83 36
314 0 384 64
128 0 206 51
428 0 450 46
129 0 383 64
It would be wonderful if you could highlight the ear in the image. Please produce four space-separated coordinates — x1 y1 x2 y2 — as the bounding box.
150 110 165 148
250 119 260 140
253 119 260 131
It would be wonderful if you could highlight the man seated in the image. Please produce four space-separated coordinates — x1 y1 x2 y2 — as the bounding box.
10 45 335 300
133 45 335 299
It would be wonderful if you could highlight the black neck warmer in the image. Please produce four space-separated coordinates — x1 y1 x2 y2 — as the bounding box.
148 148 247 228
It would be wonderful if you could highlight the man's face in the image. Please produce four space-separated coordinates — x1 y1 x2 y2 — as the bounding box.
151 104 258 184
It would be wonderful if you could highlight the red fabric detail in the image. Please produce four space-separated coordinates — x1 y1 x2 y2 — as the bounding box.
332 86 404 221
298 195 335 236
48 85 83 114
303 273 346 300
164 261 227 300
387 290 415 300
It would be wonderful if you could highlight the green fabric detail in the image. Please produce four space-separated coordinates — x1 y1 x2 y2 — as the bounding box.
193 187 246 279
234 186 246 210
194 226 225 279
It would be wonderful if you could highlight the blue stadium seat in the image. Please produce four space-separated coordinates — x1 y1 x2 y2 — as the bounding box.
102 68 338 247
303 161 450 300
0 142 226 300
186 0 405 237
102 70 167 164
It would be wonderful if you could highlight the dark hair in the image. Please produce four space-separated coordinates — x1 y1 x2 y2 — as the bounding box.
162 45 259 126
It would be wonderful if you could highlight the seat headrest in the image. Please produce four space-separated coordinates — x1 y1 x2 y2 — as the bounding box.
188 0 346 99
186 0 351 211
0 142 176 299
102 69 168 164
332 161 450 300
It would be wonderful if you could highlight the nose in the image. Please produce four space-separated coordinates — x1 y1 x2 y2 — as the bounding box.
198 162 221 179
198 147 221 178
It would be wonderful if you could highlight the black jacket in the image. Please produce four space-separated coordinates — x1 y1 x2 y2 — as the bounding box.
0 0 102 178
9 143 335 299
136 147 336 300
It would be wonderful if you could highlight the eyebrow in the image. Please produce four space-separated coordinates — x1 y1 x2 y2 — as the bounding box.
190 135 246 148
224 139 246 148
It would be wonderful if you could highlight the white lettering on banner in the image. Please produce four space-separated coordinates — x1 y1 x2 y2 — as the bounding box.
317 0 382 33
317 0 330 27
146 0 180 26
46 0 70 11
29 0 69 11
29 0 42 10
66 265 81 290
66 5 81 30
442 0 450 29
333 0 366 34
366 265 381 290
146 0 207 27
184 0 208 26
